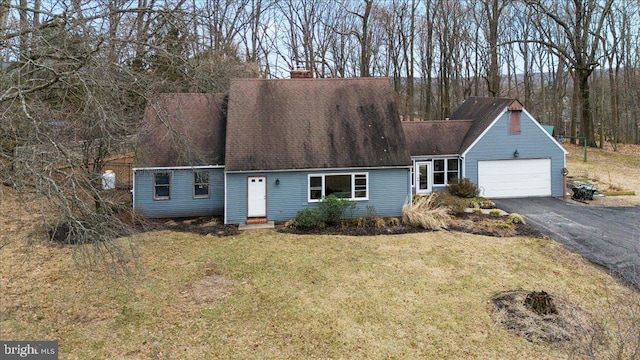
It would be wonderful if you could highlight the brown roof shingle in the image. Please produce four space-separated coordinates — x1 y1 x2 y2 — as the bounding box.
402 120 473 156
138 93 227 167
225 78 411 172
449 97 520 153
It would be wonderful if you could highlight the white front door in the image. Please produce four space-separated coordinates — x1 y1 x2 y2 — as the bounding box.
247 176 267 217
415 161 432 195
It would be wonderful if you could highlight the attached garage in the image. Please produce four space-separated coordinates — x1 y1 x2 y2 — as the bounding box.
477 159 551 198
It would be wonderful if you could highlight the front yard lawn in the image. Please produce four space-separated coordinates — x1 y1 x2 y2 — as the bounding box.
2 228 638 358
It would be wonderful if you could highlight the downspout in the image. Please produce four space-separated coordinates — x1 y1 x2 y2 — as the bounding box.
131 169 136 210
223 172 228 224
408 165 413 206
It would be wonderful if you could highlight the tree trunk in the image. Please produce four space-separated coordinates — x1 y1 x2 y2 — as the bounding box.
19 0 28 61
570 73 578 144
485 0 501 97
577 68 596 147
359 0 373 77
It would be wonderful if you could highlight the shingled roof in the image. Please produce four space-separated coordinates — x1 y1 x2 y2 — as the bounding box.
224 78 411 172
450 97 521 153
138 93 227 167
402 120 473 156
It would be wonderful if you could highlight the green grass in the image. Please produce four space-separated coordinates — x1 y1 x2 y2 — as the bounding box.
2 229 638 359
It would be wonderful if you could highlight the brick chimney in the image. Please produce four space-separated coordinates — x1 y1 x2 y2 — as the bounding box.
290 63 312 79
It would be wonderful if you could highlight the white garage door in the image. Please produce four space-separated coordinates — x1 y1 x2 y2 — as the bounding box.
477 159 551 198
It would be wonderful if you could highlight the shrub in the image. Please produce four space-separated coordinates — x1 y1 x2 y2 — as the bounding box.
472 208 482 214
369 217 386 228
507 213 526 225
318 194 355 225
447 178 480 198
469 198 496 209
338 218 353 228
365 205 378 218
354 217 367 228
402 193 452 230
387 217 401 227
489 210 501 216
294 208 325 229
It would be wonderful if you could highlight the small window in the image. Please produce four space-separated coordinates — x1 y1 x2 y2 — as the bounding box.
410 165 414 187
154 172 171 200
310 176 322 200
193 171 209 198
433 159 460 186
354 174 367 198
447 159 459 183
433 159 445 185
510 110 521 135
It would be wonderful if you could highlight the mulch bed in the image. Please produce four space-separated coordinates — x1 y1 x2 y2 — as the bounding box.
136 213 546 238
48 212 545 242
448 213 544 238
148 217 239 236
278 223 431 236
279 213 545 238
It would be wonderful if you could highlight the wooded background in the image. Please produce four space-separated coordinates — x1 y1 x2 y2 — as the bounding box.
1 0 639 244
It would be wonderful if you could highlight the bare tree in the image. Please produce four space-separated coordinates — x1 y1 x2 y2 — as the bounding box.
480 0 510 97
525 0 614 147
332 0 374 77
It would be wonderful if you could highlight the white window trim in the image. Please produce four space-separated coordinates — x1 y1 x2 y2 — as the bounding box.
193 171 210 199
307 172 369 202
410 163 414 187
414 161 432 194
432 158 460 186
153 171 172 200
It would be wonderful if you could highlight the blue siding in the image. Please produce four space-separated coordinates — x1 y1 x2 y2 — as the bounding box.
133 168 225 218
225 168 411 224
463 111 566 197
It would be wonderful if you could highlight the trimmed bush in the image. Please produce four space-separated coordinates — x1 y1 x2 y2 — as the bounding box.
294 208 325 229
447 178 480 198
318 194 355 225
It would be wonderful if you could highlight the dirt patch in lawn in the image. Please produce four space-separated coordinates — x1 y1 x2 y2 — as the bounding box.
489 290 598 355
179 272 238 305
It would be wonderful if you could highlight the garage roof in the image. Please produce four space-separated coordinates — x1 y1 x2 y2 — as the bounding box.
449 97 520 154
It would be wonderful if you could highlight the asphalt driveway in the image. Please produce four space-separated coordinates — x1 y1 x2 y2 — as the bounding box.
493 197 640 288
